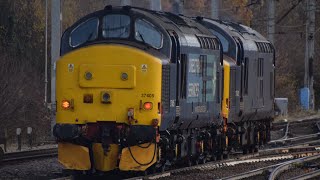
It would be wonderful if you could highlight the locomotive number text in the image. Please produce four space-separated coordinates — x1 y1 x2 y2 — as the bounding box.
141 93 155 98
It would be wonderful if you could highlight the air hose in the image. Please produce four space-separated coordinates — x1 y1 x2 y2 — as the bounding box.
127 137 157 166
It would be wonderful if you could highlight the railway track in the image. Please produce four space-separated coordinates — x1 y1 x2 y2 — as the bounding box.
51 119 320 180
124 146 320 180
269 119 320 147
3 119 316 179
1 148 57 163
269 153 320 180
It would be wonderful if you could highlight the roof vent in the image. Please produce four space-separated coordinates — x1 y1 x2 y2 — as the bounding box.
123 6 132 11
104 5 112 10
196 16 203 21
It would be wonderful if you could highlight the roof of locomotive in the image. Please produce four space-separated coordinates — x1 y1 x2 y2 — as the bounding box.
199 17 268 42
195 17 274 59
60 6 220 57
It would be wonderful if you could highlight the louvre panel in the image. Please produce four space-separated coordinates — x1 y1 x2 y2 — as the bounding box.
255 42 273 53
162 64 170 113
196 36 220 50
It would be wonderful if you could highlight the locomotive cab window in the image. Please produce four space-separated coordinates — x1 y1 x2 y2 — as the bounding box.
135 19 163 49
103 14 130 38
70 18 99 47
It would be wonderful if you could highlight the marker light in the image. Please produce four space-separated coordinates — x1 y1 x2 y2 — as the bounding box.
62 100 70 109
84 72 93 80
143 102 153 110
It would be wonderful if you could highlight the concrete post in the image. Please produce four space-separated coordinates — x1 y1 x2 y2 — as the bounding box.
304 0 315 110
211 0 220 19
267 0 275 44
16 128 21 151
51 0 61 137
151 0 162 11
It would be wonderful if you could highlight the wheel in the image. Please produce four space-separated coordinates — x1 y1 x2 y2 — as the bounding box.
0 147 3 161
223 153 229 159
243 147 248 155
160 165 166 173
201 157 207 164
211 155 217 161
248 146 254 153
216 153 223 160
195 158 199 165
144 170 148 176
187 159 192 167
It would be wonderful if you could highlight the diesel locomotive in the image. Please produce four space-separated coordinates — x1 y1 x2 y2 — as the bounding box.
53 6 275 174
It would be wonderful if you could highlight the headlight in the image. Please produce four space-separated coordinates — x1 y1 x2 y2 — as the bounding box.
61 100 71 109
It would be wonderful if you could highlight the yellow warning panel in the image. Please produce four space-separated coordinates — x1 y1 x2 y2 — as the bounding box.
222 60 230 119
92 143 119 172
58 142 91 170
119 143 157 171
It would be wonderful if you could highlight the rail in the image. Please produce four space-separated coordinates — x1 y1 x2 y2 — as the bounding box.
269 120 320 146
268 153 320 180
1 148 57 163
127 149 320 180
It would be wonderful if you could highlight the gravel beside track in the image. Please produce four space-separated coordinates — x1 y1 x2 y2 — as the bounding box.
277 158 320 180
243 173 268 180
270 128 285 140
278 167 307 180
159 160 285 180
0 158 63 179
289 122 318 135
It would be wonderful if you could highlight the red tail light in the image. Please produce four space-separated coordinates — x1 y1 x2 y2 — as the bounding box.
143 102 153 110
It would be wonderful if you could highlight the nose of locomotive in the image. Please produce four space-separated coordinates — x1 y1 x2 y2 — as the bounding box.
56 45 162 126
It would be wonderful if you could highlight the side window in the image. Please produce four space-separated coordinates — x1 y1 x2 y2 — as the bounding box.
258 58 264 77
180 54 187 99
244 57 249 95
270 72 274 99
209 29 229 53
70 18 99 47
258 58 264 98
200 55 208 102
135 19 163 49
200 55 207 77
103 14 130 38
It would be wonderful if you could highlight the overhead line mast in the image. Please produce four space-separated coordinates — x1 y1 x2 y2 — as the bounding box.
304 0 315 110
211 0 220 19
268 0 275 44
121 0 131 6
151 0 162 11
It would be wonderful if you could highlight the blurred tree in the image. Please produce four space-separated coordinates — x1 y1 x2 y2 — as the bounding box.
0 0 50 141
184 0 209 16
223 0 253 25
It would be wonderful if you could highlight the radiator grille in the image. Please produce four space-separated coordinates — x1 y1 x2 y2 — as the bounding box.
162 65 170 113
